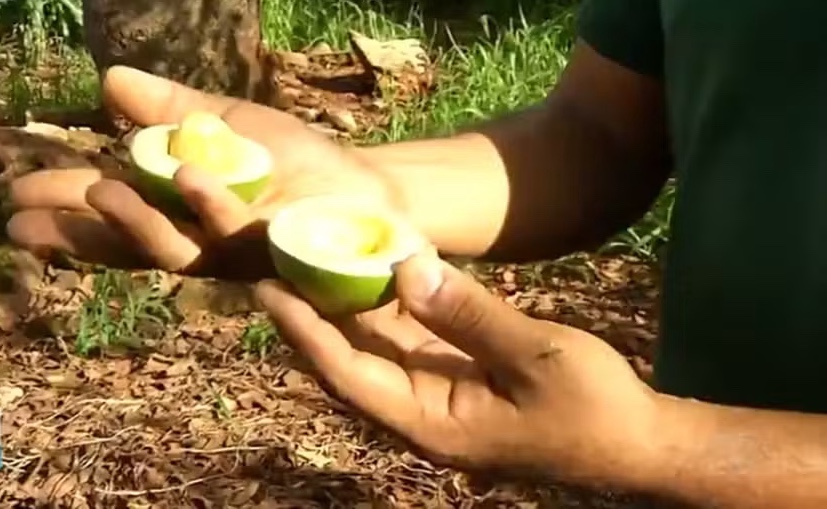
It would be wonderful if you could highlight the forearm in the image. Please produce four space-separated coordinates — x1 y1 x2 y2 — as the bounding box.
354 118 510 259
638 395 827 508
357 97 668 262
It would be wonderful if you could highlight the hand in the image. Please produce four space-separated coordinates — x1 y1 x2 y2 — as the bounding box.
5 66 397 279
255 253 665 488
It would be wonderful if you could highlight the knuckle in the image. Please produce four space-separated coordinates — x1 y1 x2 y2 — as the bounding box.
443 289 488 335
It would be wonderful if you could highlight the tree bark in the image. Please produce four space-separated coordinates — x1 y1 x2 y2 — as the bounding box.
81 0 282 107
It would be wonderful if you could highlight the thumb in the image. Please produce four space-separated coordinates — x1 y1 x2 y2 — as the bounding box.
395 253 551 381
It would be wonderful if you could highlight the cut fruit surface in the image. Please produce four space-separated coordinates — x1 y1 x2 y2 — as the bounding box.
297 215 391 258
128 112 272 217
130 112 271 185
269 196 426 277
168 112 243 176
267 195 431 315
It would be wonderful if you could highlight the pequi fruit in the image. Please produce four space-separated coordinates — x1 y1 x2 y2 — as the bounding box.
267 195 432 316
128 111 272 216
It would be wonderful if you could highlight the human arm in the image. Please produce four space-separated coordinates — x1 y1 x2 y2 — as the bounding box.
628 395 827 509
3 3 670 277
355 40 672 262
254 247 827 509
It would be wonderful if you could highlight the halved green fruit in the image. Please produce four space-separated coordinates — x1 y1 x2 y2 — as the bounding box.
128 112 272 217
267 195 431 316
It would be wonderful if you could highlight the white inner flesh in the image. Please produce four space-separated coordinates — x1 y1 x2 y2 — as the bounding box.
130 124 272 184
268 196 429 277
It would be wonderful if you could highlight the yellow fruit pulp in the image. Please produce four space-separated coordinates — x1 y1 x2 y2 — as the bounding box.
167 112 243 175
301 214 393 260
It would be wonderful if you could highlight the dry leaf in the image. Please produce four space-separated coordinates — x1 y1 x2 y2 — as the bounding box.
229 480 261 506
23 122 69 141
282 369 305 389
38 473 78 501
165 360 193 377
275 51 309 69
348 30 429 75
45 372 83 390
142 357 170 374
0 385 24 408
322 108 358 133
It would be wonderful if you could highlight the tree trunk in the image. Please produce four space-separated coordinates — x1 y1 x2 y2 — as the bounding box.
81 0 282 108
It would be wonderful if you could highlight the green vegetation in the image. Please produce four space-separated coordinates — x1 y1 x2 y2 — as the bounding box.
2 0 674 355
74 270 174 356
241 319 280 357
0 0 83 64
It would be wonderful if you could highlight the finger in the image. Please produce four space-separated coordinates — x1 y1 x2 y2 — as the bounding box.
255 280 419 430
396 253 554 383
6 209 151 268
8 169 109 212
102 66 241 126
85 179 202 271
174 164 260 238
331 303 420 364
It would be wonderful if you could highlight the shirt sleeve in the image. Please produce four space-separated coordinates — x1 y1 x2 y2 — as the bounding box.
575 0 665 78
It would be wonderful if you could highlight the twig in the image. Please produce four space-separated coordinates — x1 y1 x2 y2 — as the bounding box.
94 474 225 496
47 425 141 450
20 398 144 429
174 445 269 455
2 454 40 475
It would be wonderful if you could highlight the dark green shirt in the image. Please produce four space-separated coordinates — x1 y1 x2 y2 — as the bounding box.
577 0 827 413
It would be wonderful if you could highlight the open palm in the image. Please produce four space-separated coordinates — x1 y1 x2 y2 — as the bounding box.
256 254 660 478
258 280 526 469
6 66 395 280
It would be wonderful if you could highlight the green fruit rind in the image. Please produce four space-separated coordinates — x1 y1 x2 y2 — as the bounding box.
267 195 430 316
128 123 272 216
268 245 400 315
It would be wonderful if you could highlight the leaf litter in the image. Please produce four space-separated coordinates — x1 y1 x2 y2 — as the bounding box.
0 251 669 508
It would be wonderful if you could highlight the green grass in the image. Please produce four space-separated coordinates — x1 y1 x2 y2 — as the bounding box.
2 0 674 353
1 0 83 65
74 270 175 356
241 319 280 358
2 46 99 123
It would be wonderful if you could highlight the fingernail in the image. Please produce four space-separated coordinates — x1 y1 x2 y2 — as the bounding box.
397 252 444 303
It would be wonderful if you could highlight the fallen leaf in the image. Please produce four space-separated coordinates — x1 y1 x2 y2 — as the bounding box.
322 108 358 133
49 451 73 472
143 465 166 489
44 372 83 390
307 42 333 55
295 446 333 468
349 30 429 75
229 480 261 506
23 122 69 141
0 385 24 408
108 358 133 377
282 369 305 389
275 51 309 69
165 360 193 377
142 357 170 374
38 473 78 501
292 106 320 122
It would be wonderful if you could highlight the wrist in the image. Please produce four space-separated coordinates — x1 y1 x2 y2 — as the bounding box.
349 140 510 258
348 145 410 208
627 393 711 498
